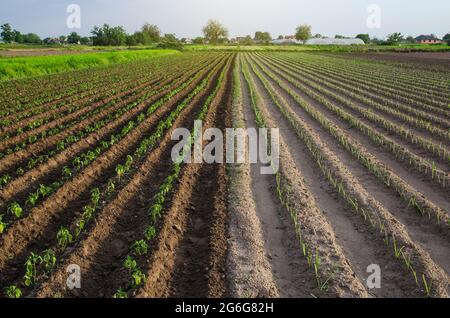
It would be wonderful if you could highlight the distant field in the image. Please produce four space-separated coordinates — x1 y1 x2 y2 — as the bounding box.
0 49 179 80
185 43 450 52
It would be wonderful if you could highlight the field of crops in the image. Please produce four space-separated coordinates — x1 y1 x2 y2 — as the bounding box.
0 50 448 298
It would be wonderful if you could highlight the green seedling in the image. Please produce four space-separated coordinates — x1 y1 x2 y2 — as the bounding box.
56 227 73 251
7 202 23 218
5 285 22 298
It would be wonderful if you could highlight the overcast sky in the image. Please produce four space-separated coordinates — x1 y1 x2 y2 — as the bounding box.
1 0 449 39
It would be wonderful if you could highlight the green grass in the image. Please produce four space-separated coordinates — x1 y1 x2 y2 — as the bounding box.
0 49 179 81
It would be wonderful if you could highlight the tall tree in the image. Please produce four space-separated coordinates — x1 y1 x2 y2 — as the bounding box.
356 34 370 44
67 32 82 44
91 24 127 46
1 23 15 43
254 31 272 44
202 20 228 45
386 32 404 45
141 23 160 43
443 33 450 45
295 25 311 44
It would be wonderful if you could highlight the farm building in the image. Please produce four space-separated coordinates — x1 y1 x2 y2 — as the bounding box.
415 35 443 44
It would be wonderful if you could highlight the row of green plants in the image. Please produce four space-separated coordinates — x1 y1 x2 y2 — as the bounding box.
314 52 449 92
0 56 217 187
255 54 450 188
0 60 153 116
113 55 232 298
2 54 230 298
0 54 184 114
268 53 450 131
0 75 163 154
289 53 449 107
244 54 442 297
0 53 214 125
0 67 157 135
250 54 449 226
0 56 225 235
240 57 338 294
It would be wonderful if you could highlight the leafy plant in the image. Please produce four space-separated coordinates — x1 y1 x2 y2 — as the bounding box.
7 202 23 218
130 268 146 288
42 249 56 273
5 285 22 298
0 214 6 234
132 240 148 256
113 288 128 298
56 227 73 250
144 226 157 241
24 252 43 287
116 164 125 180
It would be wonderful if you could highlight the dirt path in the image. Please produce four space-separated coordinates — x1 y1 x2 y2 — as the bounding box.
240 66 318 298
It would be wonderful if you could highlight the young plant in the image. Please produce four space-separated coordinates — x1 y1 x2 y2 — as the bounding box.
24 252 43 287
0 214 6 234
144 226 157 241
42 249 56 273
123 256 137 273
116 164 125 181
113 288 128 298
132 240 149 256
56 227 73 251
7 202 23 219
91 188 101 206
130 268 146 288
5 285 22 298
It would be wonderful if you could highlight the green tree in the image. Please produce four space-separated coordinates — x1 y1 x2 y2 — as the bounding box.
295 25 311 44
80 37 91 45
13 30 24 43
386 32 404 45
67 32 81 44
443 33 450 45
356 34 370 44
254 31 272 44
23 33 42 44
91 24 127 46
405 35 415 44
239 35 254 46
277 35 284 40
202 20 228 45
193 37 205 44
1 23 14 43
157 33 183 50
141 23 160 43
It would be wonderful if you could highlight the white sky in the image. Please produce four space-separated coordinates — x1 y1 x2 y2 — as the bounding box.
1 0 449 39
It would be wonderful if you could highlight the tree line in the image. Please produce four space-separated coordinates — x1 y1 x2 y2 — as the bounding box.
1 21 449 47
